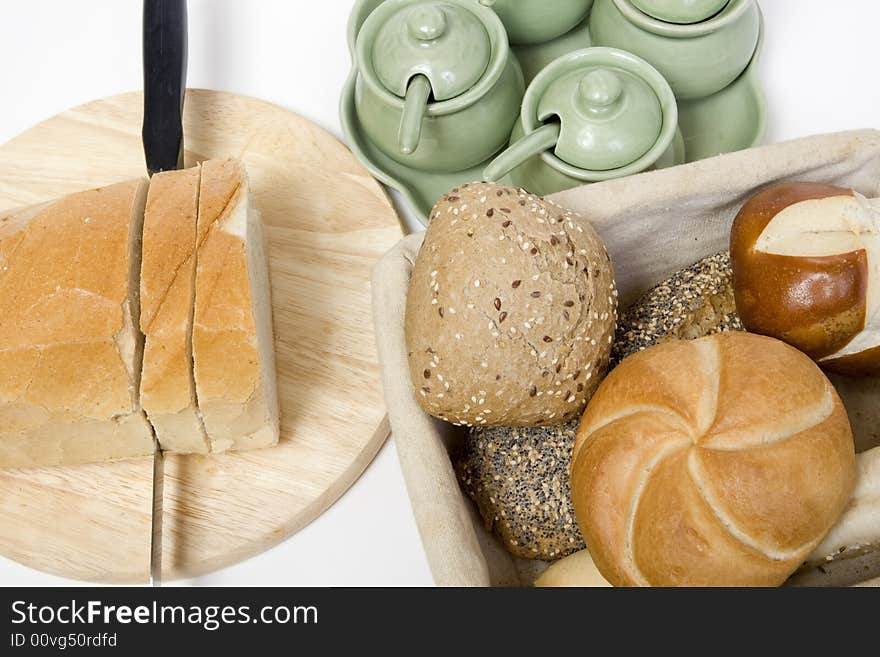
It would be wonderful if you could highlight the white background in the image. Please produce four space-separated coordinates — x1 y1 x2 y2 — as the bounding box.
0 0 877 586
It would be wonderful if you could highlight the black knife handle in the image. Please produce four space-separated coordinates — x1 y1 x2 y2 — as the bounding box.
142 0 188 175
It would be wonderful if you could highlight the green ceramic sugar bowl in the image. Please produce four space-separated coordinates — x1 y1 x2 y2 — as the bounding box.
483 47 683 196
477 0 595 45
590 0 761 100
354 0 525 173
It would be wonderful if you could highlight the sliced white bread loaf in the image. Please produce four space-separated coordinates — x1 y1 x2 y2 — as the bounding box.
140 166 210 454
0 180 155 467
193 159 279 453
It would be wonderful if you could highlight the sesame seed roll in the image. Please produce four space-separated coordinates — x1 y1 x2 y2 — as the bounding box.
405 182 618 428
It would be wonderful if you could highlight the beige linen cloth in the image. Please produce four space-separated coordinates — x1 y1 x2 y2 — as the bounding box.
372 130 880 587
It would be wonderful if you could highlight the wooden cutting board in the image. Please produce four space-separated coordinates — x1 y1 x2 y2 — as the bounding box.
0 90 402 583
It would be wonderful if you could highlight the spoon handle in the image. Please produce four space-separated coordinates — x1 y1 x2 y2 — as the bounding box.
482 123 561 182
399 75 432 155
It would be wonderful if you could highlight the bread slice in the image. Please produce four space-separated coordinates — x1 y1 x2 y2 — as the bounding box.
0 180 155 467
193 159 279 453
140 166 210 453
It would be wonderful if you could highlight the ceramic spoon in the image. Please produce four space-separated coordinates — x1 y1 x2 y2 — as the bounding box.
483 67 662 181
482 122 560 181
375 3 491 158
394 5 447 155
399 74 432 155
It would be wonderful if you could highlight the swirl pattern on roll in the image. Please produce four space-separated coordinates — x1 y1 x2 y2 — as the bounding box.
571 332 856 587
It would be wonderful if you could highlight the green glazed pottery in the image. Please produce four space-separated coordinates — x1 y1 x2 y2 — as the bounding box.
484 48 683 196
590 0 760 100
677 11 765 160
478 0 595 46
340 0 767 224
496 120 685 196
631 0 729 23
355 0 525 172
513 17 593 86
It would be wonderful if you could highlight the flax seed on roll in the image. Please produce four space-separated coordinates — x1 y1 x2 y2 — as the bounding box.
405 182 618 427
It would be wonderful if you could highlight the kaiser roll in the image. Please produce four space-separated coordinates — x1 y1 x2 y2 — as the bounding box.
406 182 617 427
571 332 856 587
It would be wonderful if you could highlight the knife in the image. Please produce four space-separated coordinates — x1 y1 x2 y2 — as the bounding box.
142 0 188 586
143 0 187 176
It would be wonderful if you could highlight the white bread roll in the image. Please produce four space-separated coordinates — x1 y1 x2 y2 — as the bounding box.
571 332 856 587
810 445 880 563
534 550 612 587
140 166 210 454
0 181 154 467
193 160 279 453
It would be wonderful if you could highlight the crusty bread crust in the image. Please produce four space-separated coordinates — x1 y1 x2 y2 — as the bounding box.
571 333 856 586
193 160 279 453
140 166 210 454
0 181 154 467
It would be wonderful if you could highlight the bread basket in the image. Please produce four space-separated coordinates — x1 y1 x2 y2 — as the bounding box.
372 130 880 587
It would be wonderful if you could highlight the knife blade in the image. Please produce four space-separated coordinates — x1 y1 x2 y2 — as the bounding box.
142 0 188 176
142 0 188 586
149 446 165 586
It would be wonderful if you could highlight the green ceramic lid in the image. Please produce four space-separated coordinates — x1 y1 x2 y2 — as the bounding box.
537 66 662 171
371 2 491 101
630 0 730 24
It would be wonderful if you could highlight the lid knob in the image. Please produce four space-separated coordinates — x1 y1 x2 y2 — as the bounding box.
536 62 664 171
578 70 624 112
407 5 448 41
